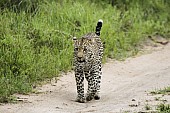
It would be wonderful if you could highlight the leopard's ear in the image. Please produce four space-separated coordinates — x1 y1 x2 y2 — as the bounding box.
72 37 77 45
73 37 77 40
73 37 77 42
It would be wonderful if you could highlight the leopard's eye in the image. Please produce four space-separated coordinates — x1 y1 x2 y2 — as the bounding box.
83 46 87 51
74 47 78 51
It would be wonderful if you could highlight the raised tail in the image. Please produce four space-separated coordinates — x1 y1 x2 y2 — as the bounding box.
95 19 103 36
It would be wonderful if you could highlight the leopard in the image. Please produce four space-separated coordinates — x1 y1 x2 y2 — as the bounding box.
73 19 104 103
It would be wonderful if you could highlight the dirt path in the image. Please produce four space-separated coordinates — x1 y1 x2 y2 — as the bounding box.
1 43 170 113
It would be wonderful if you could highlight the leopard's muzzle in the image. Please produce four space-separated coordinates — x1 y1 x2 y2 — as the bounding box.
77 56 85 63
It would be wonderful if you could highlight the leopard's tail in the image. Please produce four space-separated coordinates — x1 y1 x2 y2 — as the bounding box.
95 19 103 36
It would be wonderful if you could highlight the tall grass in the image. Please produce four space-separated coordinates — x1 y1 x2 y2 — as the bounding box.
0 0 170 102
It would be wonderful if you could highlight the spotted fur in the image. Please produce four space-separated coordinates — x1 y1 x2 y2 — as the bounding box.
73 20 103 103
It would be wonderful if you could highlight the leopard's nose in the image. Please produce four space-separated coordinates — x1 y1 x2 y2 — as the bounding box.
77 52 83 58
77 56 83 61
77 56 83 59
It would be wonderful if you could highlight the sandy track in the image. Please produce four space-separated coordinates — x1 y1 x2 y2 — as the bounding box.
1 43 170 113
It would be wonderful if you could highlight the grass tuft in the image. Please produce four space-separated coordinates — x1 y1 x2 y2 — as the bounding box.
145 104 152 110
157 104 170 113
151 87 170 95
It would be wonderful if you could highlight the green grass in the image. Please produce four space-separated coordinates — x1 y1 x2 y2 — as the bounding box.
0 0 170 102
151 87 170 95
150 87 170 113
157 104 170 113
145 104 152 110
155 97 161 101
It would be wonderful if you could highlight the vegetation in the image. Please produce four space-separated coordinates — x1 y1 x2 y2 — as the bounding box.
151 87 170 95
145 104 152 110
157 104 170 113
0 0 170 102
149 87 170 113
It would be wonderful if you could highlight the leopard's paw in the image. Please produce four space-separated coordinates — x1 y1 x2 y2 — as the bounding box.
86 94 93 101
94 94 100 100
76 97 86 103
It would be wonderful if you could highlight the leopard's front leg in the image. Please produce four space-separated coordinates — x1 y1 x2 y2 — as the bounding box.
85 71 94 101
75 70 85 103
85 64 101 101
94 63 102 100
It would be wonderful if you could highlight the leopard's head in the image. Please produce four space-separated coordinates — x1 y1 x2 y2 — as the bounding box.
73 37 95 63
